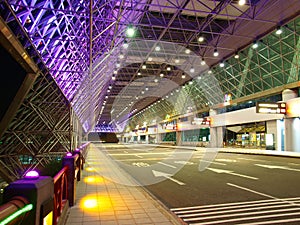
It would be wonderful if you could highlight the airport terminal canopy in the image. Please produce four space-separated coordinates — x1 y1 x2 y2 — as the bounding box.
1 0 300 133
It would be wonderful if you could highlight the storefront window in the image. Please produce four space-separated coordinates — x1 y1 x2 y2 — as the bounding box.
182 129 210 142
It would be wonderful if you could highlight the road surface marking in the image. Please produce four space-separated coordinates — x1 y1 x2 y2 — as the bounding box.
227 183 300 207
215 159 237 163
199 160 226 166
158 162 177 168
132 162 150 167
207 168 258 180
170 197 300 211
238 157 266 162
152 170 185 185
255 164 300 172
135 154 143 158
174 161 194 165
171 196 300 225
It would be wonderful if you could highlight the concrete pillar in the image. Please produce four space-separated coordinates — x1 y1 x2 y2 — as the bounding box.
282 89 299 152
176 131 182 146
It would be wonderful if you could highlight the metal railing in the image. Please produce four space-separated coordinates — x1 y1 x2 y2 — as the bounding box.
53 166 68 225
0 142 89 225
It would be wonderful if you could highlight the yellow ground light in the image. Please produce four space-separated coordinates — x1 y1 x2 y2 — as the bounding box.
79 194 113 214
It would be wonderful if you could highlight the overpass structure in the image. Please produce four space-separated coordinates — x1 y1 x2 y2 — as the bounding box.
0 0 299 183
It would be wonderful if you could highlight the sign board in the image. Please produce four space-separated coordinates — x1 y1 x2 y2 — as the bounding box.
256 102 286 114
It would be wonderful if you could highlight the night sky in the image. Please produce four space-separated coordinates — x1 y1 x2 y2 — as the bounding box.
0 44 26 122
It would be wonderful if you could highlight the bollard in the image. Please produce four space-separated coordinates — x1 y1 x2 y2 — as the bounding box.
62 153 76 206
3 172 54 225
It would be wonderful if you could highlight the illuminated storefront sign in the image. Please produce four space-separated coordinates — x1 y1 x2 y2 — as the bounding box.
256 102 286 114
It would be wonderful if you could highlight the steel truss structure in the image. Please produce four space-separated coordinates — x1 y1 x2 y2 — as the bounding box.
0 17 81 182
0 0 299 179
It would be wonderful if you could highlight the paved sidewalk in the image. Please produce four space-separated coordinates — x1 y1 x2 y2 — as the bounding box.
64 144 182 225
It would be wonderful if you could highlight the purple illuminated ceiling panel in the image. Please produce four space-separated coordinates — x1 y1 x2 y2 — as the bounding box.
1 0 299 133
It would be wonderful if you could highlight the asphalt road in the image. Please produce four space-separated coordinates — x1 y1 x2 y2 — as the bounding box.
96 143 300 224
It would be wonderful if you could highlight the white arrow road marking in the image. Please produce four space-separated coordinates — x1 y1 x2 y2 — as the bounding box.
207 168 258 180
152 170 185 185
255 164 300 172
158 162 177 168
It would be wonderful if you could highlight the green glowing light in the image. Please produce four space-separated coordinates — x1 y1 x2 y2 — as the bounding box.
0 204 33 225
126 26 136 37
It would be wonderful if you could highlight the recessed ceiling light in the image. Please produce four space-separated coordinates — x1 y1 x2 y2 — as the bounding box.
185 49 191 54
198 36 204 42
238 0 246 6
167 66 171 71
213 49 219 57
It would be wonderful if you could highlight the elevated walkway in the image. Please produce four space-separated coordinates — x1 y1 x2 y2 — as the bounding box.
64 143 182 225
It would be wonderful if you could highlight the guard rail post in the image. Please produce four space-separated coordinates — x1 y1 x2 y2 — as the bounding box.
3 173 54 225
62 153 77 207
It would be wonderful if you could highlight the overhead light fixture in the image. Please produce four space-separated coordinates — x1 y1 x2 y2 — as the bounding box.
123 40 129 49
185 49 191 54
137 72 141 75
167 66 171 71
238 0 246 6
155 45 161 51
182 75 186 79
213 49 219 57
190 67 195 73
126 25 136 37
160 73 164 77
234 52 239 59
201 58 206 65
142 64 146 69
113 70 118 74
198 36 204 42
148 57 153 61
208 70 212 74
119 54 124 59
275 26 283 35
116 62 121 67
252 41 258 49
175 59 180 64
112 76 116 80
219 62 225 68
154 78 158 82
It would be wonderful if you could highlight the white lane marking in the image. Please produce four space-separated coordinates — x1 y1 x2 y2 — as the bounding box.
238 157 266 162
152 170 185 185
215 159 237 163
200 160 226 166
177 202 299 217
173 199 300 214
158 162 177 168
174 161 194 165
207 168 258 180
135 154 143 158
289 162 300 166
124 151 128 153
170 197 300 211
255 163 300 172
227 183 300 207
238 217 300 225
188 212 300 225
183 207 300 222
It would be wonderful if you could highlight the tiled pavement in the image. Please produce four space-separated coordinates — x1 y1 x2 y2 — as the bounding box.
64 144 182 225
